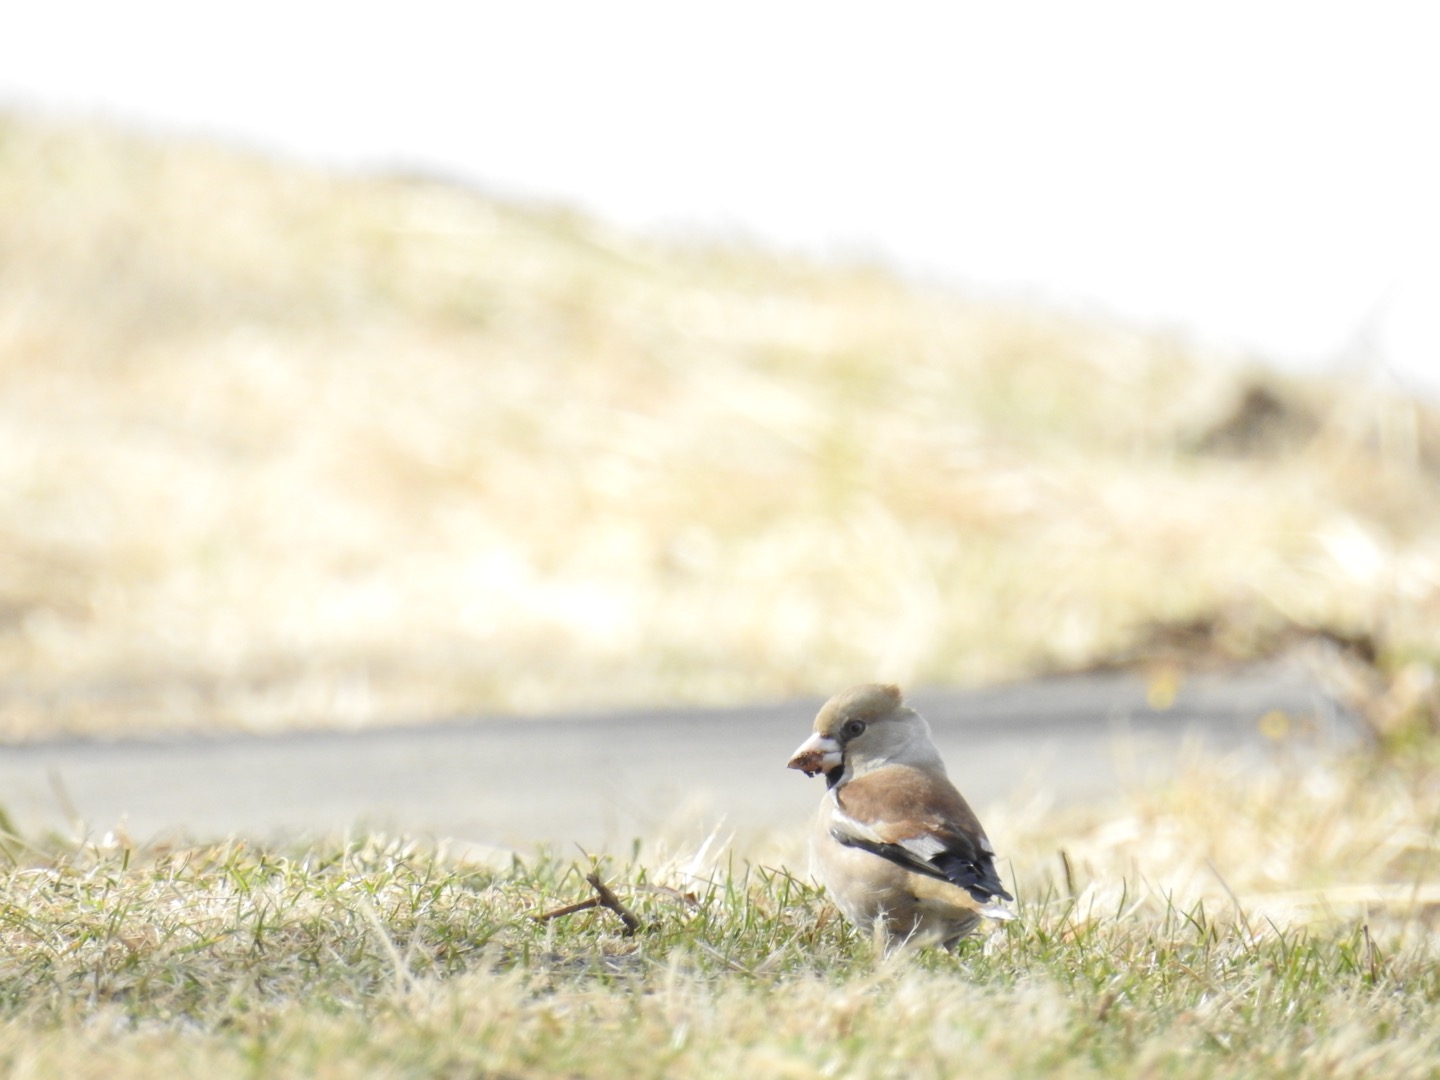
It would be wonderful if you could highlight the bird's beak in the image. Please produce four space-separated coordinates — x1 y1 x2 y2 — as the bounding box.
787 732 842 777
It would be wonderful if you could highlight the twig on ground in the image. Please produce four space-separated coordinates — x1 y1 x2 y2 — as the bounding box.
533 896 603 922
532 873 645 936
586 872 643 935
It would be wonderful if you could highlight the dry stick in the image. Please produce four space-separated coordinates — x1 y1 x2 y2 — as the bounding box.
1362 923 1382 984
586 872 644 936
533 896 603 922
1059 849 1077 898
532 874 645 936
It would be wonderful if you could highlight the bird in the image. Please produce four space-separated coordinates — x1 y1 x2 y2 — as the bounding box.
787 683 1014 950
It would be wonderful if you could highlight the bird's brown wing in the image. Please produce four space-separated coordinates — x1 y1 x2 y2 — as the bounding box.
832 765 1013 904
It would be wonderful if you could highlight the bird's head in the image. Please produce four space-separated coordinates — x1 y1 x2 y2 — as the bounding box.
787 683 937 787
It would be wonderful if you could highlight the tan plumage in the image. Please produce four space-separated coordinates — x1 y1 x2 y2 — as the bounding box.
787 683 1013 950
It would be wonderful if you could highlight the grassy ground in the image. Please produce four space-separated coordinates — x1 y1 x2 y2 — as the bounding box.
3 112 1439 741
2 750 1437 1078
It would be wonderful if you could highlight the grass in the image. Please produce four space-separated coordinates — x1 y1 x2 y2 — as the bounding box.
1 751 1437 1077
3 111 1439 740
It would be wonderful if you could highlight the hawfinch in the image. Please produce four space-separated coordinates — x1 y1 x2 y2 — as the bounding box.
788 683 1014 949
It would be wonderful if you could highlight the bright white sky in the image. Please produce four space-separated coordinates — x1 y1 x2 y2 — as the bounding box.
4 1 1437 392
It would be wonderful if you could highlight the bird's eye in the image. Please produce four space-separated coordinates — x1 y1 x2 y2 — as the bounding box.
842 719 866 739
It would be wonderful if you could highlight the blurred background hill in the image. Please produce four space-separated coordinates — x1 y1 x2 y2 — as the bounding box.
3 112 1438 741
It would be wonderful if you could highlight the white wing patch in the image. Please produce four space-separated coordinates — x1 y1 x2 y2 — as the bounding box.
899 834 947 860
827 800 889 846
831 798 954 863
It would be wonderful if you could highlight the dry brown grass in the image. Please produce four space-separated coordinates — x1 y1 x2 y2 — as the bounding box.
0 750 1436 1078
3 112 1439 740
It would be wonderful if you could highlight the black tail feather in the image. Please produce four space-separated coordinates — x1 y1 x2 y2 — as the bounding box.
831 830 1014 904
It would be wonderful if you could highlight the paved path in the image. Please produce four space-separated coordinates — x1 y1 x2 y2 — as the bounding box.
0 665 1360 854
